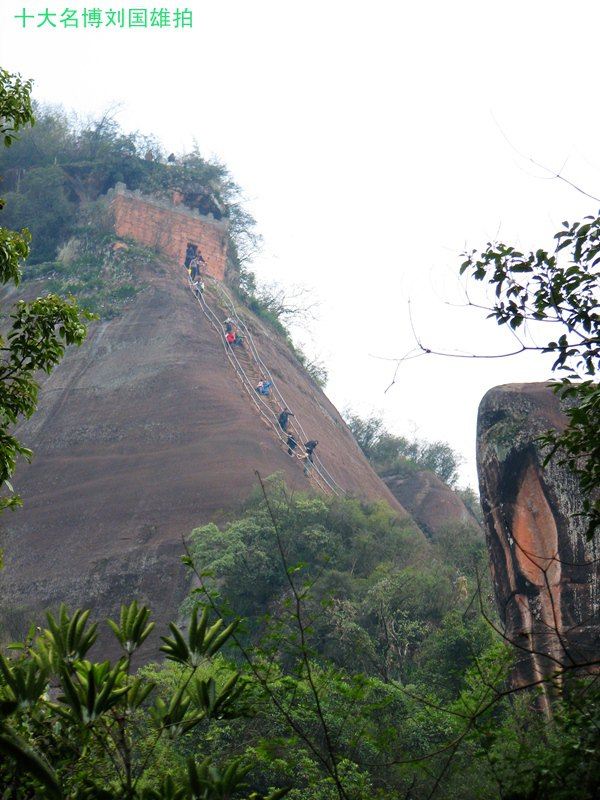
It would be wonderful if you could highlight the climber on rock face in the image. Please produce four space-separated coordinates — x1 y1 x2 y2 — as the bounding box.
304 440 318 461
303 440 319 475
189 251 206 282
286 433 297 457
255 380 272 396
278 409 294 431
189 256 200 281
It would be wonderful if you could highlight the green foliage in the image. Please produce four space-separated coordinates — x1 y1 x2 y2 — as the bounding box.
2 165 77 262
107 599 155 656
345 412 463 486
0 69 33 148
0 68 92 515
2 70 595 800
538 379 600 539
142 654 422 800
43 604 98 664
0 224 30 286
0 601 282 799
2 481 596 798
21 216 151 319
0 292 92 511
0 69 34 287
161 607 239 668
179 477 600 798
293 349 328 388
185 479 488 693
454 486 483 525
461 214 599 537
460 676 600 800
1 101 325 384
237 288 291 340
415 610 494 697
429 522 486 576
0 105 259 271
179 481 534 799
232 282 328 386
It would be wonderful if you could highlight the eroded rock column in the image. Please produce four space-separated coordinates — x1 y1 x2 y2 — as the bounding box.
477 383 599 706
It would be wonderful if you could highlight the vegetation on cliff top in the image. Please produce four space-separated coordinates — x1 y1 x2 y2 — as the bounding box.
344 411 463 486
0 105 255 309
0 70 91 516
0 105 326 382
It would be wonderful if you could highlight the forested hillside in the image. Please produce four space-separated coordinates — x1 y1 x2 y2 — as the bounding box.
1 93 598 800
0 107 254 272
3 478 597 799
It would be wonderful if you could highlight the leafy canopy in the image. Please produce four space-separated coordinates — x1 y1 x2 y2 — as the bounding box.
0 602 286 800
461 213 600 537
0 68 92 514
186 477 489 688
344 411 463 486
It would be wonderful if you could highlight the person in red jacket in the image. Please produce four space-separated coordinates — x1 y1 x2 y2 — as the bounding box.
225 331 243 347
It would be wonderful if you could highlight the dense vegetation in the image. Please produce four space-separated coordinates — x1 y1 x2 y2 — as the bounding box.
0 106 254 308
0 105 326 381
2 72 598 798
344 411 482 523
0 70 91 519
0 107 254 272
185 478 487 678
2 481 597 799
344 412 463 486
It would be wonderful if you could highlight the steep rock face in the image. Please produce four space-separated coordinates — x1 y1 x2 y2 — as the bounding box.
0 261 414 644
477 383 599 699
384 470 482 539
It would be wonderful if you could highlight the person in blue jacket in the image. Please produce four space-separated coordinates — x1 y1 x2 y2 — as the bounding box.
255 380 273 396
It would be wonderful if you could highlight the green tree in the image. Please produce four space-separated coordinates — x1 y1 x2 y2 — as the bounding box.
1 165 77 262
0 107 260 271
0 68 91 518
0 602 287 799
0 69 33 149
345 412 463 486
182 478 506 799
460 215 599 536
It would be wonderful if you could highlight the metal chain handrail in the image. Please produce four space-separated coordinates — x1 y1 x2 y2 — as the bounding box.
204 276 346 496
187 277 338 496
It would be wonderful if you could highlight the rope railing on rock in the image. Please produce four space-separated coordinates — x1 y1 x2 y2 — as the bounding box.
193 283 336 496
187 277 341 497
204 276 346 497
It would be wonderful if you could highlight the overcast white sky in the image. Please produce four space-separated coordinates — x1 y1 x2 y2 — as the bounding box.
2 0 599 487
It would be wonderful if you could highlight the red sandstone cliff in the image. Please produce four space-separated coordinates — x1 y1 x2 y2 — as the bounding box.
0 259 415 643
477 383 599 707
384 470 482 539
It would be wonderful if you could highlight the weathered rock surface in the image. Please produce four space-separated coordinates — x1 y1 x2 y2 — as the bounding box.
477 383 599 700
0 262 415 648
384 470 482 539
